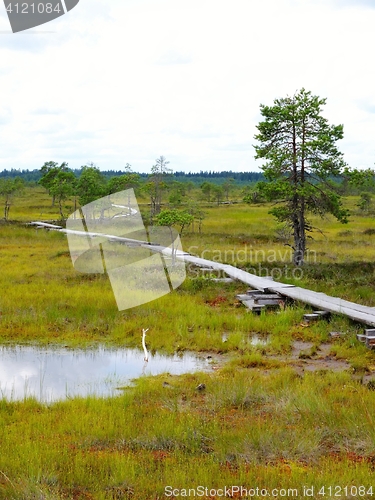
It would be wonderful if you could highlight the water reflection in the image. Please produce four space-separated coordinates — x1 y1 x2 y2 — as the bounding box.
0 346 209 402
249 334 269 346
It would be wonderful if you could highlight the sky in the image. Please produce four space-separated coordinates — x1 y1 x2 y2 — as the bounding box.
0 0 375 174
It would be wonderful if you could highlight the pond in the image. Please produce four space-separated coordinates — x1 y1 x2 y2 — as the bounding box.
0 345 211 402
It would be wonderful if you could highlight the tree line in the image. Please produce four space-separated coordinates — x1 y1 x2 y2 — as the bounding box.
2 88 375 266
36 157 204 235
0 158 241 223
0 167 264 184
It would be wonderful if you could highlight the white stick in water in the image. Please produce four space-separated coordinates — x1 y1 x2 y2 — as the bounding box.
142 328 149 361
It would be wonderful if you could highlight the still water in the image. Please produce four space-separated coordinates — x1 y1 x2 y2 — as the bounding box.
0 345 210 402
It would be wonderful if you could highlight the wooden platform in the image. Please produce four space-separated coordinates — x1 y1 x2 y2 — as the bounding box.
236 290 284 313
357 329 375 348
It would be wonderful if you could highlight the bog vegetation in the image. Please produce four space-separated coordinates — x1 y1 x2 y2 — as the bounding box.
1 169 375 498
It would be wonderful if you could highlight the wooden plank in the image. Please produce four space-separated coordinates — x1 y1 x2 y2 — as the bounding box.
150 249 289 292
237 294 279 307
238 299 265 312
254 298 282 306
303 311 329 321
303 313 322 321
252 294 282 300
236 294 255 301
357 334 375 341
271 286 375 327
272 286 375 316
145 245 375 328
222 264 293 291
303 310 330 320
29 221 63 229
314 310 330 316
246 290 264 296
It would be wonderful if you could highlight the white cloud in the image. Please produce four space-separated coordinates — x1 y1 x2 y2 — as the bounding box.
0 0 374 172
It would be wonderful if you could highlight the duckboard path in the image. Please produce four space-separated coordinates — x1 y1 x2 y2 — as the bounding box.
29 222 375 330
147 245 375 329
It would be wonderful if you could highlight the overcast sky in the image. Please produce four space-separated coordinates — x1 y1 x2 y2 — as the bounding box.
0 0 374 174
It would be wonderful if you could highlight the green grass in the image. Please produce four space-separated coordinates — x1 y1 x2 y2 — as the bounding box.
1 369 375 498
1 188 375 497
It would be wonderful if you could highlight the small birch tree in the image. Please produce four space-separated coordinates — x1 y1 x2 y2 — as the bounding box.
147 156 172 218
0 177 24 220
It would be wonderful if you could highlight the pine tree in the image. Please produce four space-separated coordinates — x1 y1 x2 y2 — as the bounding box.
254 88 349 266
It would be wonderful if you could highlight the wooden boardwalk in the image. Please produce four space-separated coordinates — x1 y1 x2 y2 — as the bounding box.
30 222 375 328
148 246 375 328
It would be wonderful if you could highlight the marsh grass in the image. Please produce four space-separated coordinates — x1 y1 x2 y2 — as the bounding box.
1 369 375 498
1 190 375 496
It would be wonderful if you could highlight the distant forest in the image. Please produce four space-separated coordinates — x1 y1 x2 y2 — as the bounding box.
0 168 264 185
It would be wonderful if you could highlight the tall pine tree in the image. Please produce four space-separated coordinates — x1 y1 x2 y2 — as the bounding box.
254 88 349 266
